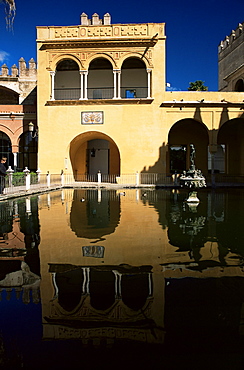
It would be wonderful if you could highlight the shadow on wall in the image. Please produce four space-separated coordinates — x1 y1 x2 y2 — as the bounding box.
141 142 167 174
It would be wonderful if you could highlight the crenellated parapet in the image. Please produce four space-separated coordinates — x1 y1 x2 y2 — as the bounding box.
0 57 37 79
218 22 243 53
218 21 244 91
80 12 111 26
0 57 37 103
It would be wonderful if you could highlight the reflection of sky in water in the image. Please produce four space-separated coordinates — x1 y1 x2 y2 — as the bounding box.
0 189 243 368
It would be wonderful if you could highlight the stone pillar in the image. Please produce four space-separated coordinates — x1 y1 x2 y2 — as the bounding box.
50 71 56 100
84 71 88 100
147 69 152 98
117 70 121 99
113 70 117 98
79 71 84 100
97 171 101 184
6 166 14 188
113 70 121 99
13 153 17 172
23 167 30 191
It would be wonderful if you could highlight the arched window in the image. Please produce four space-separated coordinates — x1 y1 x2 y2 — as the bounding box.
54 59 80 100
0 132 13 168
88 58 113 99
18 132 37 171
234 79 244 92
121 58 147 98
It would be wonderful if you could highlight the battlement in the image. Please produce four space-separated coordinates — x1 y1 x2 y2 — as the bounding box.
80 12 111 26
218 22 243 53
0 57 37 79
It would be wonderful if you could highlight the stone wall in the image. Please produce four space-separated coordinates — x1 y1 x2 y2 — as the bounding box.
218 22 244 91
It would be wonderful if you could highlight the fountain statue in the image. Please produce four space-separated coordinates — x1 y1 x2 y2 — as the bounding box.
179 144 206 203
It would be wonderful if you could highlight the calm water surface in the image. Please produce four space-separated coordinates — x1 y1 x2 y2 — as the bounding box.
0 188 243 369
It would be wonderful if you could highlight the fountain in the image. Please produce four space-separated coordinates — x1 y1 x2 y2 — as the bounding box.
179 144 206 203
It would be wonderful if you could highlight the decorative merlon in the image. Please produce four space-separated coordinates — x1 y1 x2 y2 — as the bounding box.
80 12 111 26
218 21 243 53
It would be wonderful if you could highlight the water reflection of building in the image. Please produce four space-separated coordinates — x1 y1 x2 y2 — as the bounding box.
70 189 120 240
0 197 41 305
43 263 164 345
144 189 244 270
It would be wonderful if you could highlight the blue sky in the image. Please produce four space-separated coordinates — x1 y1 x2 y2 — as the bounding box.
0 0 243 91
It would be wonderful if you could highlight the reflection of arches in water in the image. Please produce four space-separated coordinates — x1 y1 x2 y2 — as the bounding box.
69 189 120 239
51 265 153 313
121 274 151 311
55 268 84 312
90 270 115 310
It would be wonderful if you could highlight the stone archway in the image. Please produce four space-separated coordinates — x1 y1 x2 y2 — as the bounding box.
70 131 120 179
168 119 209 174
218 118 244 175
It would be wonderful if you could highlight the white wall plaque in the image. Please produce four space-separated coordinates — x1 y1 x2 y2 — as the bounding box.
81 111 103 124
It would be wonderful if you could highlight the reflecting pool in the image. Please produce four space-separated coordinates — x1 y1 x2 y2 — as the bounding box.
0 188 243 369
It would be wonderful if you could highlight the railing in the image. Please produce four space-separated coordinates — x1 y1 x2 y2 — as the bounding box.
121 87 147 98
53 87 148 100
3 169 244 198
54 88 80 100
75 173 174 186
87 87 113 99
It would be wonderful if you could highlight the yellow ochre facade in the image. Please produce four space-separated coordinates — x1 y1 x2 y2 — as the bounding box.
36 13 244 179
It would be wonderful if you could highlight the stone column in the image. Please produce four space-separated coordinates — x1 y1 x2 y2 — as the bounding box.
117 70 121 99
113 70 121 99
113 70 117 99
13 152 17 172
147 69 152 98
50 71 56 100
84 71 88 100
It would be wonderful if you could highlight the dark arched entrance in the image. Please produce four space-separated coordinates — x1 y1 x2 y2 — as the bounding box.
218 118 244 175
0 131 13 168
168 119 209 174
70 132 120 180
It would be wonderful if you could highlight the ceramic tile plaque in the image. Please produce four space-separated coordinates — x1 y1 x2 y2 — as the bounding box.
81 111 103 124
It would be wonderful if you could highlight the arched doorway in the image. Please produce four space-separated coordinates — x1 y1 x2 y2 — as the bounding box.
70 132 120 180
218 118 244 175
168 119 209 174
0 132 13 168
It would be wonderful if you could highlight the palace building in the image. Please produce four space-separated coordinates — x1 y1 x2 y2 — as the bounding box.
36 13 244 181
1 14 244 182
